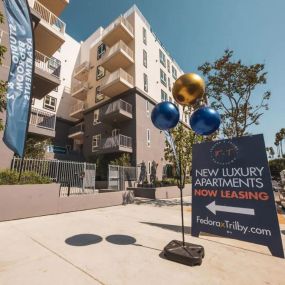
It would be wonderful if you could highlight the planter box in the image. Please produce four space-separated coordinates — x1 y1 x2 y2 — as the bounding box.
128 184 191 199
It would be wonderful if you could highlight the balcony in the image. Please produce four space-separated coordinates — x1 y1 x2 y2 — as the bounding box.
93 134 133 154
37 0 69 17
33 50 61 99
101 99 132 123
100 40 134 72
31 0 66 56
70 101 85 120
73 61 90 82
68 124 84 142
102 16 134 47
28 107 56 137
100 68 134 98
71 82 88 101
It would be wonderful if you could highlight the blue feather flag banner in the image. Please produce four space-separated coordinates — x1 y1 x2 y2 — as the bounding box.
163 130 180 176
2 0 34 156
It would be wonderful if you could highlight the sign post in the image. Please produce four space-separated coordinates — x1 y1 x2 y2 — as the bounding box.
191 134 284 258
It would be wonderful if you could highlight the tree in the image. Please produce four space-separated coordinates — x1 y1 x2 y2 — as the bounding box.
24 135 51 159
110 153 131 166
0 11 7 131
266 147 275 159
198 49 271 138
164 123 203 186
274 128 285 157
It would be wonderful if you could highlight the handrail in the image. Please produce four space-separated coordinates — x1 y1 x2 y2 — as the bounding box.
103 15 134 37
30 107 56 130
101 68 134 88
69 124 84 135
100 134 132 149
72 82 88 94
74 61 89 75
102 40 134 61
35 50 61 78
70 101 85 114
33 1 66 34
102 99 132 115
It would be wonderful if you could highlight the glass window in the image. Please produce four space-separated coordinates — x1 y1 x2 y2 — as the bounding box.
159 49 166 67
95 86 104 103
143 73 148 92
160 69 167 86
148 161 151 174
93 110 100 125
146 100 149 117
168 77 171 91
143 27 147 45
97 43 106 60
43 95 56 111
172 66 177 80
92 134 101 151
143 49 147 68
96 65 105 80
161 90 168 102
147 129 150 147
167 59 170 73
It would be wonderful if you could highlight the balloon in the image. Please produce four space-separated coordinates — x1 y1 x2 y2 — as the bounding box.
172 73 205 106
151 102 180 130
190 106 221 135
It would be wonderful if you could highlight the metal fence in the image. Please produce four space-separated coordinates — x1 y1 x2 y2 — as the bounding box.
11 158 96 197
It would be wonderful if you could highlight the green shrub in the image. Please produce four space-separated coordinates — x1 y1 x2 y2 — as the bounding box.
269 159 285 180
0 170 52 185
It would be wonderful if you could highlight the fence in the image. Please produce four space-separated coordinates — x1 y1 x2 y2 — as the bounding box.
30 107 56 130
11 158 96 197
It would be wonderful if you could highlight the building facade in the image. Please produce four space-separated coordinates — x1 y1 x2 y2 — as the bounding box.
0 4 188 180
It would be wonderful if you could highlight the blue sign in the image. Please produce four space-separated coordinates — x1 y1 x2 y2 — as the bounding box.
3 0 34 156
191 134 284 258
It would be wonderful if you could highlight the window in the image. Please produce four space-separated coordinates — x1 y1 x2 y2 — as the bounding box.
92 134 101 151
143 49 147 68
54 86 58 92
97 43 106 60
172 66 177 80
148 161 151 174
112 129 120 136
168 77 171 91
143 73 148 92
93 110 100 125
161 90 167 102
147 129 150 147
95 86 104 103
159 49 166 67
43 95 56 111
31 98 35 105
167 59 170 73
146 100 150 117
48 57 61 77
160 69 167 86
143 27 147 45
96 65 105 80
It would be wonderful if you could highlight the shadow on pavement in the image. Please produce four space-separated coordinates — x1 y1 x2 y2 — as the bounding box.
135 199 191 207
106 234 136 245
65 234 103 246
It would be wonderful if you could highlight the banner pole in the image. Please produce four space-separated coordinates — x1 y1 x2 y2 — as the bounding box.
18 0 36 183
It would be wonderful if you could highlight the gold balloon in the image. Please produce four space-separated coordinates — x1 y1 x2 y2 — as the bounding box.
172 73 205 106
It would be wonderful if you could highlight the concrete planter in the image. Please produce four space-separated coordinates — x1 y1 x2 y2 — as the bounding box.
128 184 191 199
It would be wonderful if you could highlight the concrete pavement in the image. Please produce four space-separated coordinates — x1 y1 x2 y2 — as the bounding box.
0 197 284 285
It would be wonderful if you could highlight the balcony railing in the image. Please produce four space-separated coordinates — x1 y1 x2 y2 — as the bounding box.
32 0 66 34
29 107 56 130
103 16 134 38
103 40 134 61
70 101 85 114
35 50 61 78
102 99 132 116
72 82 88 94
101 68 134 88
74 61 89 76
98 134 132 150
69 124 85 135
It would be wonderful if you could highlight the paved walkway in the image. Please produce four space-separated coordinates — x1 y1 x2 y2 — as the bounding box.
0 197 284 285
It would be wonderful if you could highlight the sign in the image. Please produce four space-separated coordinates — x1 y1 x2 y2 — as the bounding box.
3 0 34 156
191 134 284 258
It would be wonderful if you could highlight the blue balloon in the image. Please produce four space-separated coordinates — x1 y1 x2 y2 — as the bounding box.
151 102 180 130
190 106 221 135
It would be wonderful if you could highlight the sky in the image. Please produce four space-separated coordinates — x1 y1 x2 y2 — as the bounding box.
61 0 285 149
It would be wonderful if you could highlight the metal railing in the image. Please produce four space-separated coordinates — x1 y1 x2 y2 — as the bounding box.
30 107 56 130
32 0 66 34
103 15 134 38
35 50 61 78
102 99 132 116
74 61 89 76
72 82 88 94
102 40 134 61
100 134 132 150
70 101 85 114
69 124 84 135
11 158 96 196
101 68 134 88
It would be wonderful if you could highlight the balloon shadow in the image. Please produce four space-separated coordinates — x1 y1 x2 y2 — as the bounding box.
65 234 103 246
105 234 136 245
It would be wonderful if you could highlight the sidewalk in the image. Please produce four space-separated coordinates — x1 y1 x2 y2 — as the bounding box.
0 197 284 285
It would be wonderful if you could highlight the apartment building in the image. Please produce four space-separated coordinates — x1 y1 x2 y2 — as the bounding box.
68 6 188 179
0 0 81 167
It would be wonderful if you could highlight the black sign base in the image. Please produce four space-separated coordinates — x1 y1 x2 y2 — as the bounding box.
163 240 204 266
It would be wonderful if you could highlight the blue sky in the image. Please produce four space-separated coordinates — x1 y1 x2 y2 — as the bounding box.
61 0 285 149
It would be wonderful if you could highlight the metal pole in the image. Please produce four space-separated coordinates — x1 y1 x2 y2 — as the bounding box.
178 151 185 247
